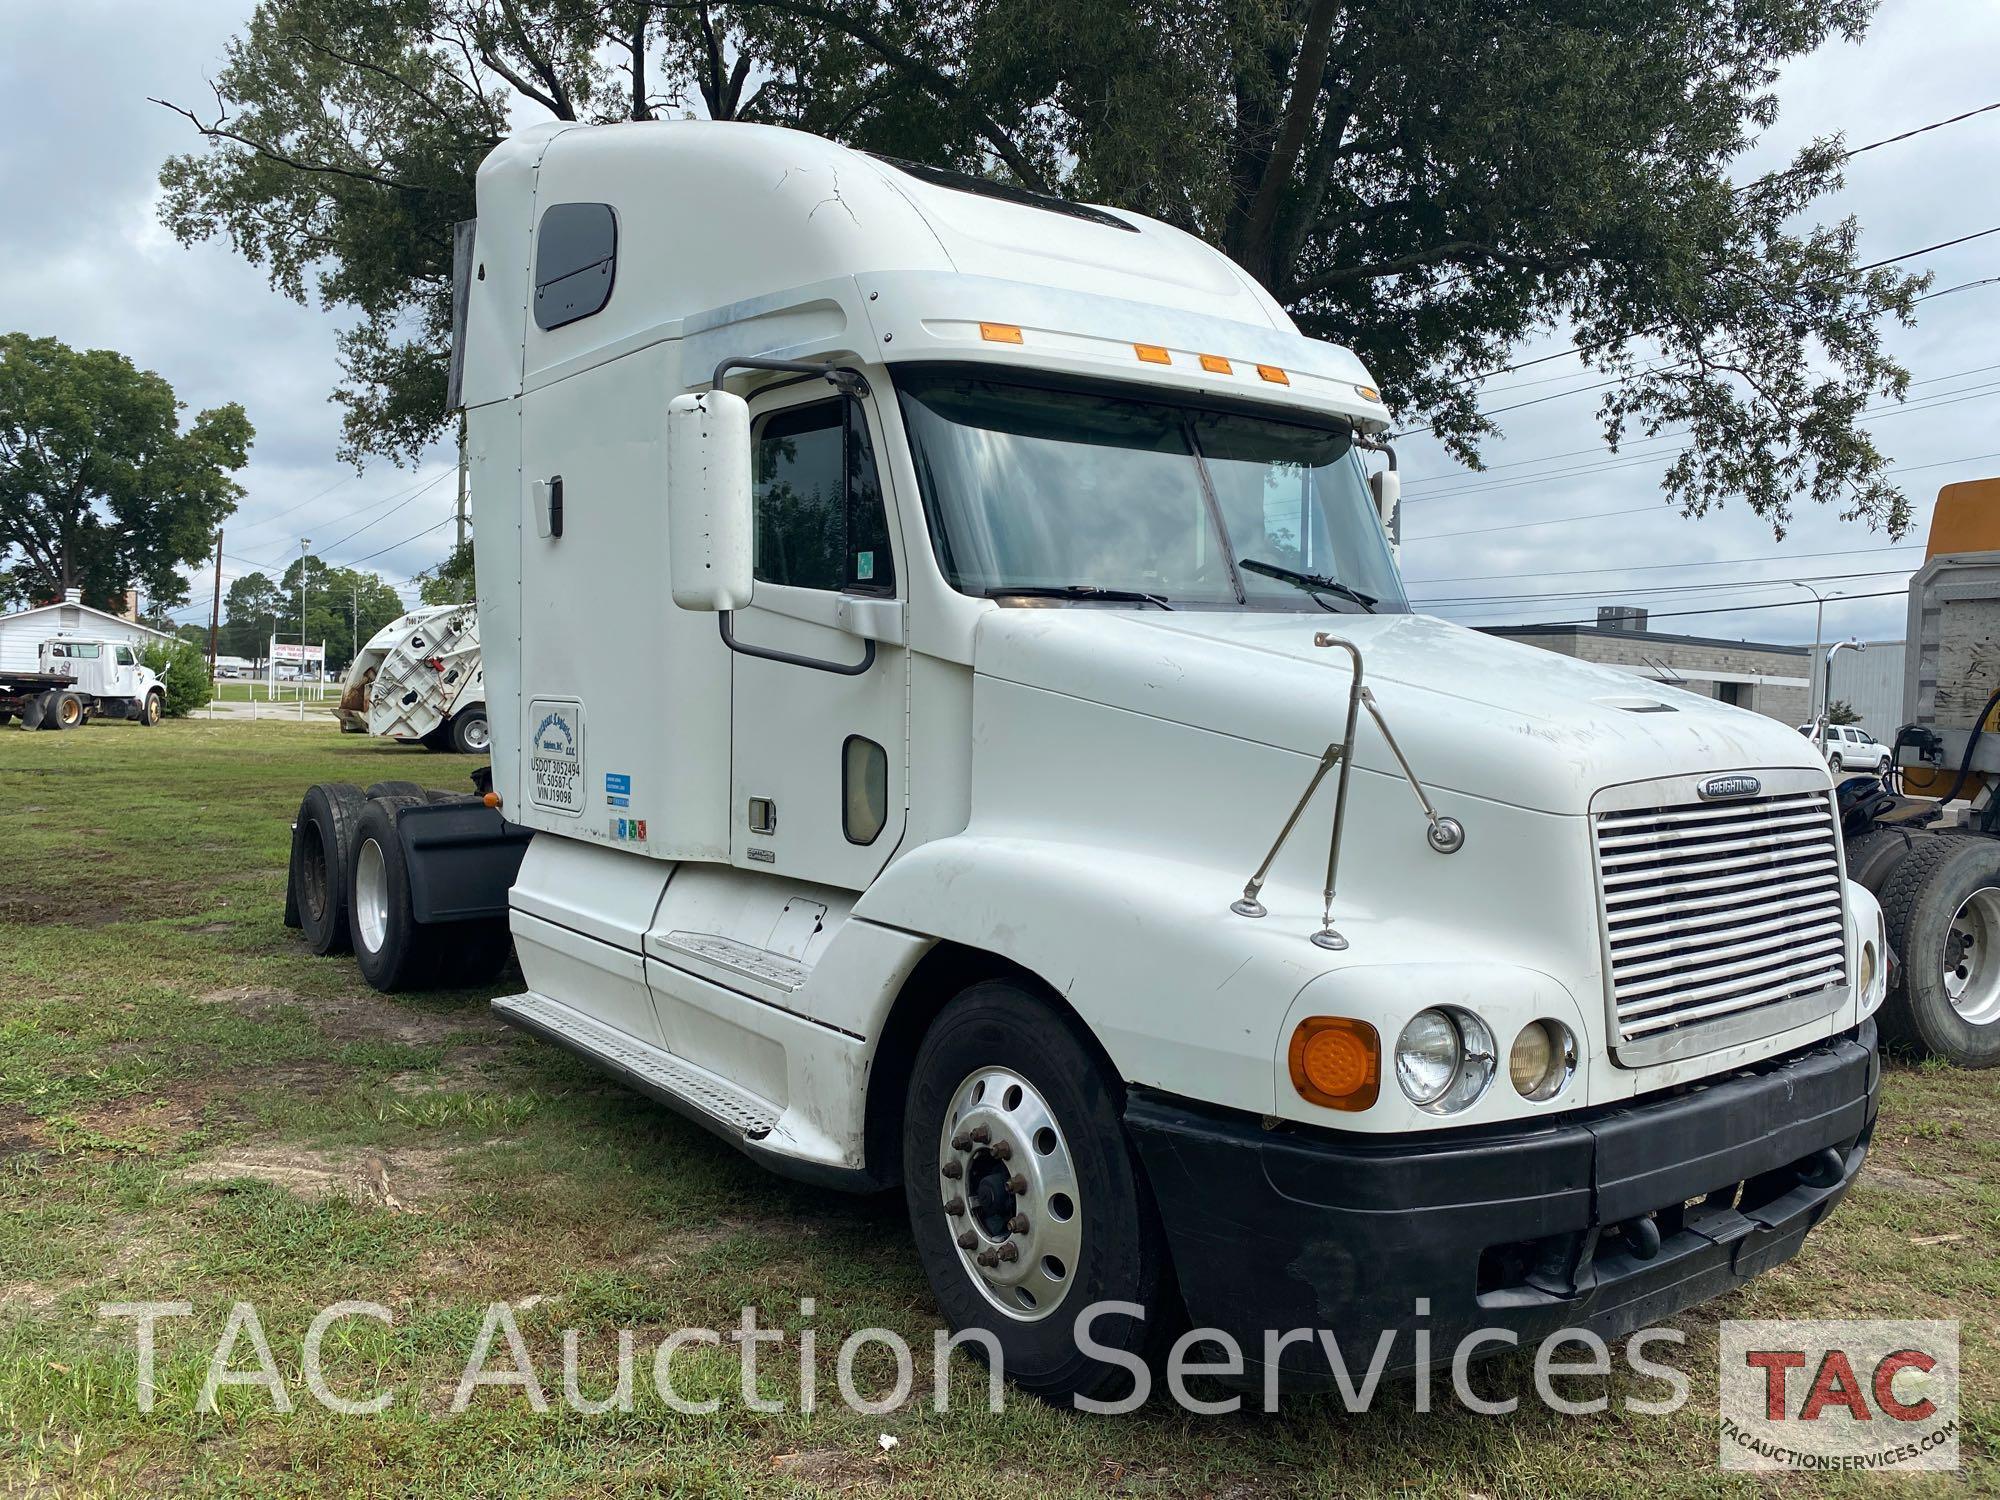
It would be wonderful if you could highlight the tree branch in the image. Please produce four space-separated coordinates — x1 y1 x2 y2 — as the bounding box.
1238 0 1340 278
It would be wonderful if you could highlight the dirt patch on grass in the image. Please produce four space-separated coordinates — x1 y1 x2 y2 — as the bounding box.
202 984 505 1048
180 1142 471 1211
0 891 131 927
1859 1162 1957 1196
769 1448 885 1489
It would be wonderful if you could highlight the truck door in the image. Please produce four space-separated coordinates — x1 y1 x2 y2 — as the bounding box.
727 388 907 889
110 644 139 697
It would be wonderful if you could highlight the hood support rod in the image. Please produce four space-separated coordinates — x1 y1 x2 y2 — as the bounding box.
1229 633 1464 951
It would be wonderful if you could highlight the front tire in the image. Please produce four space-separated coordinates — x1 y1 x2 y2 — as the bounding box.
902 981 1178 1405
138 690 163 726
1828 753 1843 773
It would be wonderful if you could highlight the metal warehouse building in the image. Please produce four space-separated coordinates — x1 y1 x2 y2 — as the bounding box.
1482 619 1814 725
0 588 175 673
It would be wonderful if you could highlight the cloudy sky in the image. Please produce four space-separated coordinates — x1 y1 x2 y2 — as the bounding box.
2 0 1996 647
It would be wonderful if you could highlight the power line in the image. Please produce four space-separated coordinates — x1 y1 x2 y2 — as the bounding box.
1418 566 1915 611
1447 586 1908 630
1407 220 2000 414
1406 542 1923 589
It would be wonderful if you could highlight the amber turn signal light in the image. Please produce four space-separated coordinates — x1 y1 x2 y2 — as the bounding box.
1288 1016 1380 1111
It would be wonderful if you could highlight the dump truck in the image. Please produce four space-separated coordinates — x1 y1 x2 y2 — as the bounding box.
0 636 164 729
334 604 488 753
284 119 1885 1402
1832 477 2000 1068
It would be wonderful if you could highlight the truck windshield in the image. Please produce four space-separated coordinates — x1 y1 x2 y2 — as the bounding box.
894 366 1406 611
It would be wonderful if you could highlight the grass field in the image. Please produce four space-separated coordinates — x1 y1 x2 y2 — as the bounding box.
0 715 1994 1496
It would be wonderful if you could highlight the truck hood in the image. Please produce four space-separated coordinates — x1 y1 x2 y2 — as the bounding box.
971 607 1827 816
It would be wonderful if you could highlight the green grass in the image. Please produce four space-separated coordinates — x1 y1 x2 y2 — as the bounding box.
0 717 1994 1496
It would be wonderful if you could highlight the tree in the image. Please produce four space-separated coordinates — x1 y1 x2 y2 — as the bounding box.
1826 699 1862 725
222 571 287 667
158 0 1922 535
0 333 253 612
274 556 410 673
141 638 215 718
417 538 476 605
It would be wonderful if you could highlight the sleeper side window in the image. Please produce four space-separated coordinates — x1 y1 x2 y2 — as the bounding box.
533 202 617 330
752 400 897 595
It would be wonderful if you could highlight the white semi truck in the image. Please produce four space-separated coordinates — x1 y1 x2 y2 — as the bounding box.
286 120 1885 1402
335 604 488 753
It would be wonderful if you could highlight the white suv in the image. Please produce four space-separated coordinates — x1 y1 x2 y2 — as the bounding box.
1797 722 1892 775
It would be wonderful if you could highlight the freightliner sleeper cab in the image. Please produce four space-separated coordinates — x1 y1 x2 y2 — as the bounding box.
310 119 1884 1402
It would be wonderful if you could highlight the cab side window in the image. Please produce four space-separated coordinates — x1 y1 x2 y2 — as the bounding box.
752 400 896 594
115 645 135 665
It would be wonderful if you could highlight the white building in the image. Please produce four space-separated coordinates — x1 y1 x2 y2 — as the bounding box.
0 588 176 673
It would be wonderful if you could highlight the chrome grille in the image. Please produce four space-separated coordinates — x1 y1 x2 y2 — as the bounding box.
1595 788 1846 1044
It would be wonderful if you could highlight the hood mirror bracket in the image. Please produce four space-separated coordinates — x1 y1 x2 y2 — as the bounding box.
1228 633 1464 950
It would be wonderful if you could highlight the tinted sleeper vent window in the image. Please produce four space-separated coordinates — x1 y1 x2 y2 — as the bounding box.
534 203 617 330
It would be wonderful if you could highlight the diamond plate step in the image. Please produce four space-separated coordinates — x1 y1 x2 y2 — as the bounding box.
654 930 810 992
492 992 779 1139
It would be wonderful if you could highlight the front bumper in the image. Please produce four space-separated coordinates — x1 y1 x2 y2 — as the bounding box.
1125 1021 1878 1389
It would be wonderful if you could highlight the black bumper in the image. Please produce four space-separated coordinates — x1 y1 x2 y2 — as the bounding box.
1126 1021 1879 1389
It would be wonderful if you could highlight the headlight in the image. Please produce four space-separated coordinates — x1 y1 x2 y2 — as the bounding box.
1859 940 1878 998
1395 1007 1496 1113
1508 1019 1577 1102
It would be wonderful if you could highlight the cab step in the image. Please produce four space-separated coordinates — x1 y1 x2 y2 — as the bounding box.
491 991 780 1140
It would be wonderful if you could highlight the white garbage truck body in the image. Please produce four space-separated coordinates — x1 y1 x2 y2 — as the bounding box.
320 118 1886 1399
336 604 488 754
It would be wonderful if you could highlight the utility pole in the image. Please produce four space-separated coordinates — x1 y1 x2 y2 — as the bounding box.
455 413 469 551
299 538 311 692
352 582 359 665
207 530 223 675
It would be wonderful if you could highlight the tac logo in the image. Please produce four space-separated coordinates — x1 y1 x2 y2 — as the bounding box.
1719 1320 1958 1472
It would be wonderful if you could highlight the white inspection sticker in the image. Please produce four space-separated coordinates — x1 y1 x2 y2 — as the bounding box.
527 698 585 815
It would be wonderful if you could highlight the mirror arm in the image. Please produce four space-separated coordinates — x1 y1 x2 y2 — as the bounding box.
1352 432 1397 470
718 612 876 676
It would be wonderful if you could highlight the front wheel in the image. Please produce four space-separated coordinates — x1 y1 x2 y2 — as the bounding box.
902 981 1179 1405
138 690 163 726
1878 755 1892 776
1828 753 1843 773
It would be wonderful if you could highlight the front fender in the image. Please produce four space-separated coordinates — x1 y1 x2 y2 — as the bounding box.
851 832 1338 1117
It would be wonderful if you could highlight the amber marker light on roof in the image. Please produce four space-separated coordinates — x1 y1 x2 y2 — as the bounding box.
979 322 1023 344
1199 354 1233 374
1356 385 1380 401
1256 364 1290 385
1134 343 1171 364
1288 1016 1380 1111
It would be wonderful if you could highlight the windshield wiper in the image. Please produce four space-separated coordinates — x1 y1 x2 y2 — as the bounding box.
983 585 1174 610
1238 559 1376 613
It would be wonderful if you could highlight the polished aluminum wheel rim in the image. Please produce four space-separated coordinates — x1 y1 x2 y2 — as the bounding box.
1944 887 2000 1026
461 716 491 753
355 837 390 955
937 1067 1082 1322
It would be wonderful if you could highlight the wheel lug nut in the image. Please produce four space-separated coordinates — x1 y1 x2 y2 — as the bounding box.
976 1249 1000 1268
991 1140 1013 1160
941 1160 963 1179
946 1197 966 1217
1008 1214 1030 1234
1006 1174 1027 1194
969 1125 990 1144
951 1133 971 1151
996 1243 1019 1262
957 1230 977 1250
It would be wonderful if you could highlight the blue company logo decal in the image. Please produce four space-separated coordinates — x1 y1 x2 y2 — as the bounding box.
605 772 631 808
535 710 575 756
1698 774 1762 801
